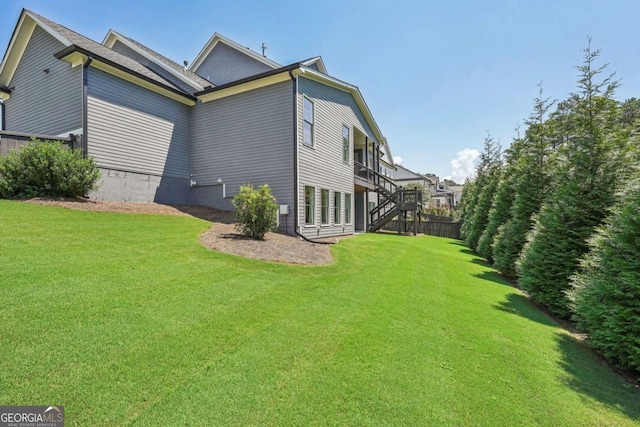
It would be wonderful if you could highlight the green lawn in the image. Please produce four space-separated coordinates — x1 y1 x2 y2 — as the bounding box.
1 200 638 426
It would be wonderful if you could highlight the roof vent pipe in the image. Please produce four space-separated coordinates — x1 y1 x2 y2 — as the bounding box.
261 43 267 57
183 60 188 73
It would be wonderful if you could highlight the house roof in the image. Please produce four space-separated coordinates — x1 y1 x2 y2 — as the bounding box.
0 9 197 105
102 30 213 92
394 164 425 180
190 32 281 73
1 10 392 154
300 56 328 74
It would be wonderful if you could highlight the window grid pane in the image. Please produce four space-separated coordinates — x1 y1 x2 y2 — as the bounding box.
321 189 329 225
343 126 349 163
345 193 352 224
303 98 314 146
305 186 315 225
334 192 341 224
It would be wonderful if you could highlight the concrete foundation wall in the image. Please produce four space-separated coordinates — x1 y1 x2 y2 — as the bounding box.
190 185 232 211
90 168 190 205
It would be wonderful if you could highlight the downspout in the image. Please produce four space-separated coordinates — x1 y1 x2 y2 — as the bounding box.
288 69 299 236
0 101 5 131
81 56 93 157
289 69 331 245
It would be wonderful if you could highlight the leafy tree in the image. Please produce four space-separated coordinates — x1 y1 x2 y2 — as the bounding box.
0 139 100 198
493 87 555 279
518 41 635 317
232 183 278 240
568 181 640 373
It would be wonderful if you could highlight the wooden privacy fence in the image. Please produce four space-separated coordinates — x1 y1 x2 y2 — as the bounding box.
383 219 462 239
0 130 79 156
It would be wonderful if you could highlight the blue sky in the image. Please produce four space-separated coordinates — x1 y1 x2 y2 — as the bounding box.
2 0 639 182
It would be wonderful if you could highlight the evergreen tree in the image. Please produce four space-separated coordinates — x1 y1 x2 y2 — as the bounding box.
462 135 501 251
517 41 634 317
477 137 523 262
493 87 555 279
455 178 476 223
568 180 640 374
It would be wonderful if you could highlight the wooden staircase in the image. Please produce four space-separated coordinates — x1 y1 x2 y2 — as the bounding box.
368 171 423 234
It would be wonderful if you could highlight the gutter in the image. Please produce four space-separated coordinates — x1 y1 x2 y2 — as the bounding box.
54 45 196 102
196 62 302 97
81 56 92 156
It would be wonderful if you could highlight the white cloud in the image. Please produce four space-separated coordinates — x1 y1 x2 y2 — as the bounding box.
448 148 480 184
393 156 403 165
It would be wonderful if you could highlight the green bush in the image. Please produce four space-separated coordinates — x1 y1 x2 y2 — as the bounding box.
568 183 640 374
0 139 100 198
232 183 278 240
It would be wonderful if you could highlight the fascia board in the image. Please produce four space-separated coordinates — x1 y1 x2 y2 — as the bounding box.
1 12 72 87
198 72 290 103
56 47 196 106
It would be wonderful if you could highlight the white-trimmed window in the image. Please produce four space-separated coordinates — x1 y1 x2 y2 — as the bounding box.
305 186 315 225
345 193 352 224
303 97 314 146
321 189 329 225
342 125 350 163
334 191 341 224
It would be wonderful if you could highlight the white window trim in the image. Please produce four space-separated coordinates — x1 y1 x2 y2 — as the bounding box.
342 124 350 164
303 96 315 148
345 193 353 225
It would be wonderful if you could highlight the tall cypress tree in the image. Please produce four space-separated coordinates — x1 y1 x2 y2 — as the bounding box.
568 179 640 373
463 135 501 252
477 137 523 263
493 87 555 279
517 41 633 317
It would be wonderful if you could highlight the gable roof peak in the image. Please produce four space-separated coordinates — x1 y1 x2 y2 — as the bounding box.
190 32 281 73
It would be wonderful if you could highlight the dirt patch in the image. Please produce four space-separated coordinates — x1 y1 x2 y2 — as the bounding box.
23 197 343 265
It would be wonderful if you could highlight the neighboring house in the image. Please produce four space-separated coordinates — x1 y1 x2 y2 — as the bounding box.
0 9 400 239
394 164 430 190
448 185 464 208
430 180 455 210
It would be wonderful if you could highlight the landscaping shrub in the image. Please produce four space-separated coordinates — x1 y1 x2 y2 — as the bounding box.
0 139 100 198
233 183 278 240
568 183 640 374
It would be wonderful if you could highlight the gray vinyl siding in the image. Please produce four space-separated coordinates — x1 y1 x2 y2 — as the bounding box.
191 81 294 232
4 26 81 134
193 43 273 86
110 40 195 94
297 76 379 238
86 67 190 179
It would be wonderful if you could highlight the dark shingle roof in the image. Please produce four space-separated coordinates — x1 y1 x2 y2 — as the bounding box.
111 31 213 90
27 10 186 94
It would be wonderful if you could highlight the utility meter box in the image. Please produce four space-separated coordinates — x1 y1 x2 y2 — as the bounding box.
279 204 289 215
